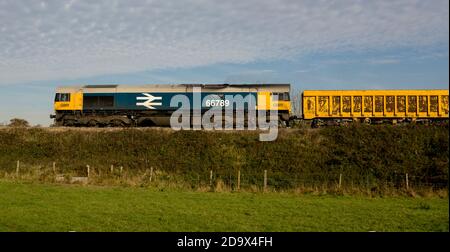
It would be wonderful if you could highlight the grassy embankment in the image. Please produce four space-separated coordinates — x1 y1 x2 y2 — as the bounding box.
0 125 448 195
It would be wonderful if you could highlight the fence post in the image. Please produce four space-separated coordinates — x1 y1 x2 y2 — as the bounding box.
110 165 114 174
120 166 123 174
53 162 56 174
209 170 213 189
150 167 153 182
406 173 409 190
16 160 20 176
86 165 90 177
263 170 267 192
237 169 241 191
339 173 342 189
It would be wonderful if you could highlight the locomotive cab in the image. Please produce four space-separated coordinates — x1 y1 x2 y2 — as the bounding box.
50 87 83 121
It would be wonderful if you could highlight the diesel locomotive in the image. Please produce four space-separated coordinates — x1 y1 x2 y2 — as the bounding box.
50 84 292 127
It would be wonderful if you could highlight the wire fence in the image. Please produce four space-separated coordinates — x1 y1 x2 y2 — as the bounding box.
2 160 448 193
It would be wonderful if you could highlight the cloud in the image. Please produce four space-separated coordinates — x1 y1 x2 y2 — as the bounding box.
367 58 401 65
0 0 448 84
224 69 276 83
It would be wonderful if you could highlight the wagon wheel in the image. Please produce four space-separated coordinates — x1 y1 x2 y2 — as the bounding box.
364 118 371 125
311 119 319 128
341 121 349 127
278 119 287 128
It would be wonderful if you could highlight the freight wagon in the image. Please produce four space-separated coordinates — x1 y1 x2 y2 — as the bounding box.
302 90 449 127
50 84 291 127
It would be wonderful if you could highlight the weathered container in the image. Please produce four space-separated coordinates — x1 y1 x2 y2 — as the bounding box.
302 90 449 121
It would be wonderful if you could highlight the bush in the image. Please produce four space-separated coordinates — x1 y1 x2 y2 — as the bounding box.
8 118 30 127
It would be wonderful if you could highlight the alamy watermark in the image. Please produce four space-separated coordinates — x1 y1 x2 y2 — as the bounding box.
168 87 279 141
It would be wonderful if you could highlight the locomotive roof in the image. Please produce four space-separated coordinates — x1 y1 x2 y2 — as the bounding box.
56 83 291 93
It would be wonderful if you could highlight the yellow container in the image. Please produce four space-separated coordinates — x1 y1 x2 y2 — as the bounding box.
302 90 449 120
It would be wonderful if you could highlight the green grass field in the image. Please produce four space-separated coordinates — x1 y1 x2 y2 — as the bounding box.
0 180 448 232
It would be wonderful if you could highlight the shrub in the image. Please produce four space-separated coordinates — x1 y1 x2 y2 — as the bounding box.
8 118 30 127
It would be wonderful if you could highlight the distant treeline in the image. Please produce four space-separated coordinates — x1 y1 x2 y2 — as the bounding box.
0 125 448 191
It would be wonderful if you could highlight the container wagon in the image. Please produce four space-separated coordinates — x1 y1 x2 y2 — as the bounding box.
302 90 449 127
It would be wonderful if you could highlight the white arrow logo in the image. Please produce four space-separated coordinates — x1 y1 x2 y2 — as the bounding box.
136 93 162 109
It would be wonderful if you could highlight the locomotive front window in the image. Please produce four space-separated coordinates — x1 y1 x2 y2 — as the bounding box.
61 93 70 102
272 92 290 101
55 93 70 102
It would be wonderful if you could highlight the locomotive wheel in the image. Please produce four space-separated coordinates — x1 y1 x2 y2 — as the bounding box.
63 119 76 127
87 120 99 127
110 119 125 127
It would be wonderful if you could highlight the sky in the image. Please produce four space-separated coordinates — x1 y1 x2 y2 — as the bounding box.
0 0 448 126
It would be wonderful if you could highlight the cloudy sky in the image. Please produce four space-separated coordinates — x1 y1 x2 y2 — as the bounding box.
0 0 448 125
